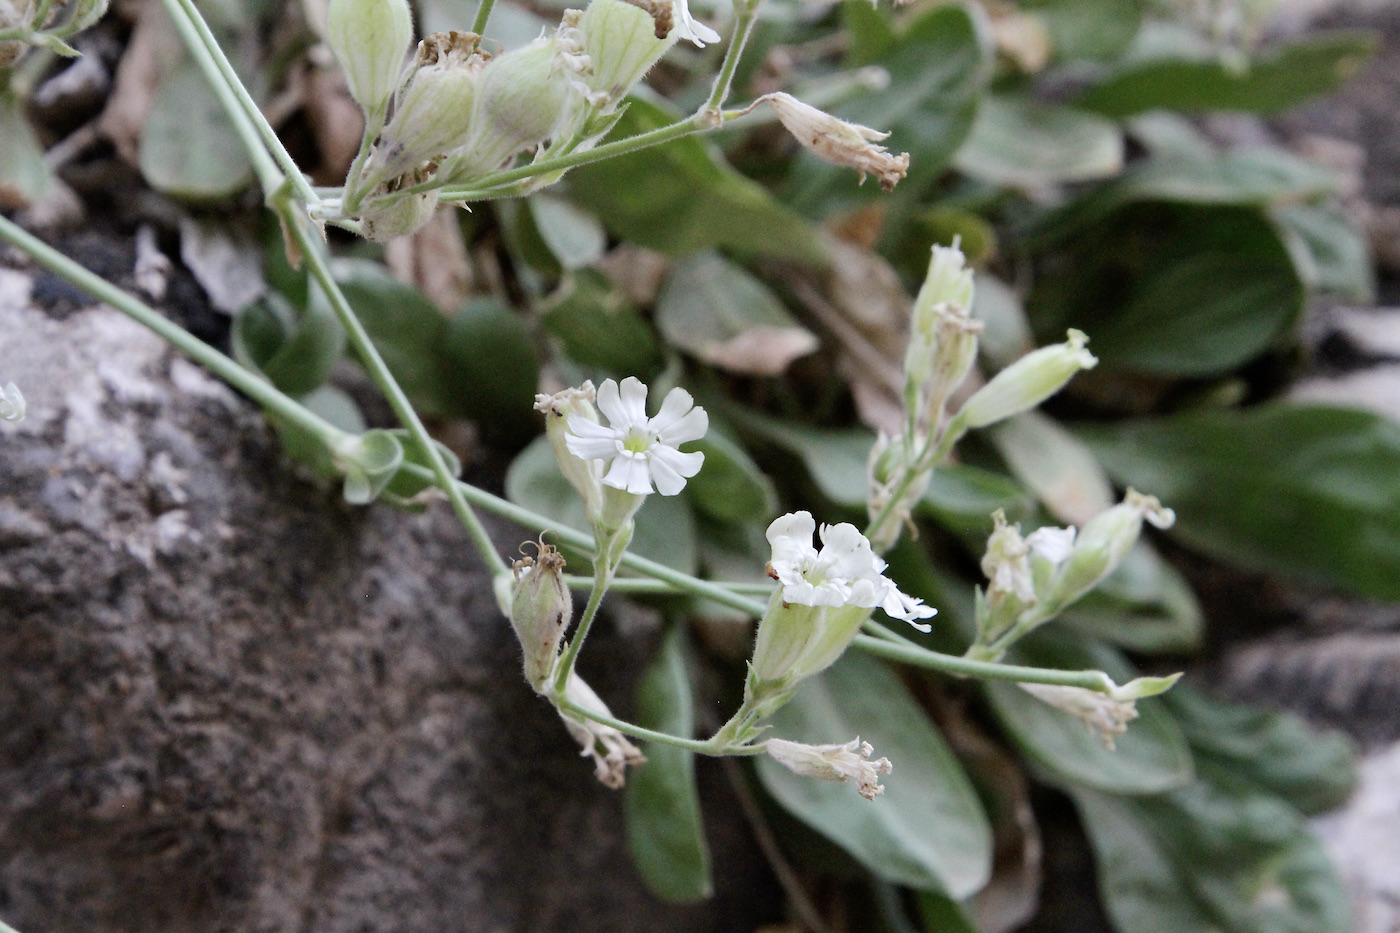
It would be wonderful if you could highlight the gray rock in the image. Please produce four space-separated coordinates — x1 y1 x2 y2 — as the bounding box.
0 264 777 932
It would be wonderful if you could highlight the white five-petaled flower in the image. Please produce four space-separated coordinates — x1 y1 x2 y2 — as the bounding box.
766 511 935 630
564 376 708 497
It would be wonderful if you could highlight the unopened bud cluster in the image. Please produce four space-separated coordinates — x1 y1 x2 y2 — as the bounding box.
328 0 701 237
969 490 1176 661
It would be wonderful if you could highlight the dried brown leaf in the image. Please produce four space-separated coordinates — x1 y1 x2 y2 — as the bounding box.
384 207 473 313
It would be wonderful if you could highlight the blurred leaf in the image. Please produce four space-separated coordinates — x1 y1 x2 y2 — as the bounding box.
139 59 253 200
843 0 897 65
756 650 993 897
983 632 1194 794
1022 0 1143 61
505 436 698 573
232 289 345 397
332 259 455 412
920 465 1035 538
952 97 1123 188
1272 202 1376 303
540 271 661 376
1029 203 1303 376
971 273 1035 371
790 3 990 211
684 430 779 525
987 411 1115 526
567 94 829 265
1061 542 1204 654
1072 778 1351 933
0 90 53 207
1077 30 1377 117
655 252 818 376
442 298 542 440
623 625 713 903
1162 686 1358 817
529 193 607 271
1080 403 1400 600
916 893 979 933
1125 111 1217 162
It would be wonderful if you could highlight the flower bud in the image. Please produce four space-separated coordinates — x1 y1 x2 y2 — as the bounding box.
957 329 1096 430
507 540 572 690
756 93 909 192
1 382 25 422
864 432 929 554
751 599 870 689
1019 673 1179 750
766 737 892 801
904 243 981 427
1050 489 1174 606
579 0 675 106
534 383 604 520
326 0 413 116
0 0 31 65
359 187 439 241
448 36 580 182
559 673 646 788
378 31 487 175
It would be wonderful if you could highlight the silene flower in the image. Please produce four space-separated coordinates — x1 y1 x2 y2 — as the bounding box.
766 737 893 801
564 376 708 496
766 511 934 629
670 0 720 46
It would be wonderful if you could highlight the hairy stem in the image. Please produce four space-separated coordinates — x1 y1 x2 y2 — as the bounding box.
555 696 764 756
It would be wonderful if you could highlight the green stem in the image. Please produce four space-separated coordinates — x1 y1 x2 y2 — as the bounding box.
340 102 387 216
851 634 1115 693
552 558 611 694
565 576 772 595
0 215 330 441
157 0 281 192
701 0 764 118
279 205 508 576
555 696 763 756
435 116 703 201
470 0 497 37
864 417 965 550
159 0 319 206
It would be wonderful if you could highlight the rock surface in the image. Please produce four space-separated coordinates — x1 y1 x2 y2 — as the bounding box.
0 263 778 933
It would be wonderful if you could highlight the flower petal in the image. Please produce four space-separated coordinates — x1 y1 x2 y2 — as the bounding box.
615 376 650 427
650 386 696 433
647 453 687 496
672 0 721 46
649 444 703 480
594 378 624 426
565 416 621 461
603 453 654 495
767 511 817 567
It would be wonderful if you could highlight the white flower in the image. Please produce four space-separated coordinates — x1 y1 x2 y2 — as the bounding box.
560 674 647 789
0 382 24 422
981 510 1033 605
765 511 935 629
1026 525 1076 564
564 376 708 496
672 0 720 46
752 93 909 192
766 737 893 801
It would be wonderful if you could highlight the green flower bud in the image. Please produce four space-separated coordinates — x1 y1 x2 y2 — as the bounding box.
579 0 675 106
359 187 439 241
533 383 604 520
904 242 981 428
507 540 573 690
448 36 579 182
326 0 413 116
1050 489 1175 608
378 31 487 175
958 329 1096 430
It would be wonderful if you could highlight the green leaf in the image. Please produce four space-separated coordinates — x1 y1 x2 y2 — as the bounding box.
540 271 661 377
920 464 1035 538
1162 686 1358 817
232 289 345 397
380 430 464 507
757 650 992 897
139 59 253 200
684 430 778 526
987 411 1115 526
1023 0 1143 61
1272 202 1376 303
916 893 979 933
1072 779 1352 933
1080 403 1400 600
1077 30 1377 117
1028 203 1304 376
331 259 455 412
1061 543 1204 654
340 429 405 505
623 625 713 903
505 435 698 573
529 194 607 271
789 3 990 212
655 252 818 376
442 298 542 441
0 90 53 206
566 94 829 265
983 632 1194 794
952 96 1123 188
